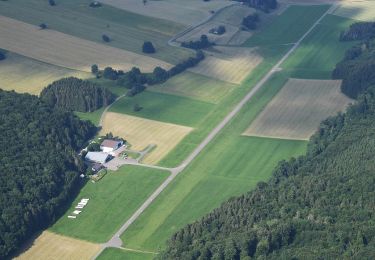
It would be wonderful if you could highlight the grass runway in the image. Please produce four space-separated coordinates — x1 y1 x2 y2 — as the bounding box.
50 166 169 243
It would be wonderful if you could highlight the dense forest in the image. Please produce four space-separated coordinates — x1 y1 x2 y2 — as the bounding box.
160 24 375 259
234 0 277 12
333 22 375 98
0 90 96 259
340 21 375 41
40 77 115 112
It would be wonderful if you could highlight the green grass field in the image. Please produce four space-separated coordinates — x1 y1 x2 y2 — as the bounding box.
109 91 214 127
282 14 357 79
97 248 154 260
158 45 290 168
149 71 238 104
50 166 169 243
244 5 330 47
0 0 192 64
121 72 308 251
91 78 127 97
75 107 105 126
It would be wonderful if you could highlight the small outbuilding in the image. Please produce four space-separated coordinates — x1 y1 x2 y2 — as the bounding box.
91 163 104 173
85 152 110 164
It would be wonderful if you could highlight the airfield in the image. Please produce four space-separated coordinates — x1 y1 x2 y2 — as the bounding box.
1 0 372 259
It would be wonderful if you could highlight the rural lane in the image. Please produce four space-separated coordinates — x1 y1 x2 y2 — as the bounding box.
94 4 336 258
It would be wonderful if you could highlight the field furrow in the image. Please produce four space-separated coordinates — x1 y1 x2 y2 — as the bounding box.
244 78 353 140
0 16 172 73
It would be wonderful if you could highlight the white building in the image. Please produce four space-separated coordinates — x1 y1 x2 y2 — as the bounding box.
85 152 110 164
100 139 123 155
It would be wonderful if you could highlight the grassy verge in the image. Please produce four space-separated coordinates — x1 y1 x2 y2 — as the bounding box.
50 166 169 243
97 248 154 260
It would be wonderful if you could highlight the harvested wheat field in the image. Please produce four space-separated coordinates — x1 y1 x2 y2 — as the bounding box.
101 112 193 164
100 0 232 25
0 52 90 95
15 231 100 260
189 46 263 84
332 0 375 22
244 79 353 140
0 16 172 73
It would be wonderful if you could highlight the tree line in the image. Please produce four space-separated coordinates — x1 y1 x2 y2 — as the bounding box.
40 77 116 112
0 90 96 259
234 0 277 12
181 35 214 50
340 21 375 41
333 21 375 98
159 21 375 259
94 50 205 96
0 50 6 61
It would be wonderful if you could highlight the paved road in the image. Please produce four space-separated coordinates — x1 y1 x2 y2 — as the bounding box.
94 4 335 258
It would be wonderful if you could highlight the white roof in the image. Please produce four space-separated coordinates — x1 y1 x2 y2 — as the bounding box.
85 152 109 164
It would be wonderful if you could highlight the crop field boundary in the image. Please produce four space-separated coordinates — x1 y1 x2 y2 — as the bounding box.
0 15 172 73
91 4 334 259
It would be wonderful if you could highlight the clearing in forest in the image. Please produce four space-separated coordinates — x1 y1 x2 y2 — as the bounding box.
100 0 232 26
100 112 193 164
14 231 100 260
189 46 263 84
0 16 172 73
243 78 353 140
0 52 90 95
332 0 375 22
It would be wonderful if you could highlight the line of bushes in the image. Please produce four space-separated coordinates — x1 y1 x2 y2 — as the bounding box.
181 35 214 50
93 50 205 96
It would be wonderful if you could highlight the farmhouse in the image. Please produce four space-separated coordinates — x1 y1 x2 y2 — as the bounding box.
100 139 124 154
85 152 110 164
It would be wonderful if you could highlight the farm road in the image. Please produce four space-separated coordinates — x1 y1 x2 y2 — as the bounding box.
94 4 336 258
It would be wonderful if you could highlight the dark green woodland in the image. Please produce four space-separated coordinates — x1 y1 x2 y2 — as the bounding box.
40 77 115 112
0 90 96 259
